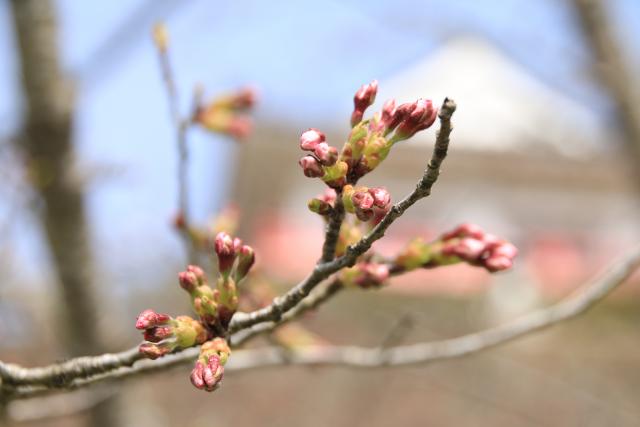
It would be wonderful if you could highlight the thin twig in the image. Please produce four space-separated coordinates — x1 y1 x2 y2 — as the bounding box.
156 39 197 263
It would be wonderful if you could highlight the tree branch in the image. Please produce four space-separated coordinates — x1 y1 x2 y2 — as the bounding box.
228 98 457 332
1 241 638 400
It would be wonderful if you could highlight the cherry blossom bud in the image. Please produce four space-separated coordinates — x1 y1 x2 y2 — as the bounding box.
299 128 326 151
368 187 390 208
313 142 338 166
321 161 348 188
235 245 255 281
352 189 374 211
214 232 236 275
135 309 171 330
299 155 325 178
178 271 199 292
379 99 397 132
485 256 513 272
351 80 378 127
143 326 173 343
393 99 438 141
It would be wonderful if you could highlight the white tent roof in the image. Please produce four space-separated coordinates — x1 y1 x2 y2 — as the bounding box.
379 37 613 159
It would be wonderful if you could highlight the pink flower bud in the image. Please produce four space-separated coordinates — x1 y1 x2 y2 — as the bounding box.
490 242 518 259
449 237 486 261
485 256 513 272
299 128 326 151
135 309 171 330
313 142 338 166
351 190 374 211
178 271 199 292
320 188 337 205
351 80 378 127
190 360 206 390
379 99 397 131
299 155 325 178
143 326 173 343
394 99 438 140
235 245 255 281
354 263 389 288
368 187 391 208
214 232 236 274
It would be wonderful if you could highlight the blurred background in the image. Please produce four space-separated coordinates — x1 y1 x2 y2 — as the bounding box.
1 0 640 426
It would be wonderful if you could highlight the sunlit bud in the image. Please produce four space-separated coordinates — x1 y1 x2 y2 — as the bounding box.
179 271 199 292
443 237 485 261
351 80 378 127
143 326 173 343
214 232 236 274
368 187 390 209
299 128 326 151
152 23 169 53
235 245 255 281
299 155 325 178
314 142 338 166
394 99 437 140
394 237 431 271
135 309 171 330
352 189 374 211
490 242 518 259
379 99 397 131
138 342 171 360
485 256 513 272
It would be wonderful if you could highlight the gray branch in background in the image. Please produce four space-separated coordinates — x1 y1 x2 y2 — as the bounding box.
6 1 118 426
572 0 640 189
1 240 639 401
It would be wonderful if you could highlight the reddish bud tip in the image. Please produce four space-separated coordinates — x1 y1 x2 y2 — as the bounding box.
235 245 255 281
135 309 170 330
313 142 338 166
299 128 326 151
394 99 437 140
143 326 173 343
214 232 236 274
352 190 374 211
299 155 325 178
178 271 198 292
351 80 378 127
138 342 171 360
368 187 391 209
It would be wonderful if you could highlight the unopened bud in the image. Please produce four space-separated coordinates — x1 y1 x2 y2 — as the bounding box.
299 155 325 178
143 326 173 343
179 271 199 292
235 245 255 281
368 187 390 208
138 342 171 360
313 142 338 166
308 198 333 216
394 99 437 141
299 128 326 151
214 232 236 274
351 80 378 127
135 309 171 330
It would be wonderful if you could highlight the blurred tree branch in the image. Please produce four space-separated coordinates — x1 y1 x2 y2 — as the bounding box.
6 1 117 425
572 0 640 189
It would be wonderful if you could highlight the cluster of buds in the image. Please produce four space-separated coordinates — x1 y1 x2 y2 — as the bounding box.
190 338 230 392
298 128 348 188
298 80 439 187
342 185 390 222
394 223 518 273
194 87 257 139
340 262 390 288
136 310 208 359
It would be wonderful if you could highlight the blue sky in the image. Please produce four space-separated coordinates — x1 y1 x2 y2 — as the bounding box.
0 0 638 290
